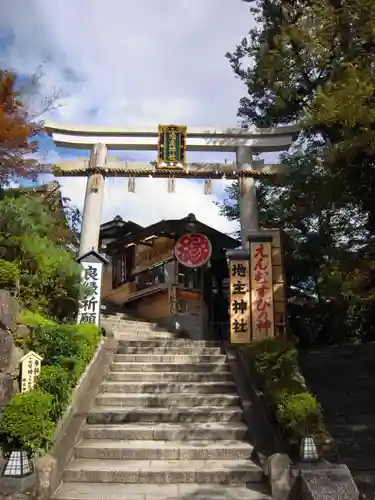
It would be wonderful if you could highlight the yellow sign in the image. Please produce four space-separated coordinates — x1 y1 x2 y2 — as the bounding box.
229 259 251 343
250 241 275 341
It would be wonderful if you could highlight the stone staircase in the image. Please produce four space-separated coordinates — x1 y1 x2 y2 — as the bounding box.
100 312 177 341
53 317 270 500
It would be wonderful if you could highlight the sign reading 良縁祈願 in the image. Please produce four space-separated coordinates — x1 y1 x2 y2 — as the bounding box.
76 250 108 327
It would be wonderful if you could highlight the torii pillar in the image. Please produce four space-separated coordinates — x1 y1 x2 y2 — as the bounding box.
78 143 107 257
236 146 260 247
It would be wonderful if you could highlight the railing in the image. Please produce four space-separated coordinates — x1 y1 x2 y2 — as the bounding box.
135 263 167 292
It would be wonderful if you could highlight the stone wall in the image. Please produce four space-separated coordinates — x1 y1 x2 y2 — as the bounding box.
299 343 375 499
0 290 26 412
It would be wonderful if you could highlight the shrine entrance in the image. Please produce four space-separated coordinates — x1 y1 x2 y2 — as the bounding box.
46 121 299 342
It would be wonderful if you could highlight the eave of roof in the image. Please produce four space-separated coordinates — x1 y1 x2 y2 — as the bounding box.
106 216 240 253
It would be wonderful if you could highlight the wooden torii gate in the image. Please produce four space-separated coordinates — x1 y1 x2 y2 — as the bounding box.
45 121 300 257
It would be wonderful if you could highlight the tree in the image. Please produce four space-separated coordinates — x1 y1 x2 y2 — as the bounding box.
226 0 375 226
0 194 82 320
0 67 62 188
221 0 375 345
0 70 41 186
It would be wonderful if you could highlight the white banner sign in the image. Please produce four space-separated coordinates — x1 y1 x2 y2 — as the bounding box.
77 261 103 326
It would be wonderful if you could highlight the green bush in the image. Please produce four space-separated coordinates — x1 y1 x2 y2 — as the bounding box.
0 390 55 453
37 366 71 421
247 338 298 381
276 392 323 440
18 309 57 327
1 321 100 453
27 322 99 366
27 321 100 385
0 258 20 287
246 338 327 449
75 323 100 363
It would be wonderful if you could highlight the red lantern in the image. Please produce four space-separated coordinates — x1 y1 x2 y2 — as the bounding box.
174 233 212 268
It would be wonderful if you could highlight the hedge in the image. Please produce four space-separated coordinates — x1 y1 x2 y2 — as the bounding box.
245 338 334 456
0 321 100 454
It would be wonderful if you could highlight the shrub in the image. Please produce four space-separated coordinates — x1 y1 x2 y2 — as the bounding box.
37 365 71 421
1 321 100 453
247 338 298 381
0 390 55 453
0 258 20 287
27 322 99 365
75 323 100 363
246 338 327 449
276 392 323 440
18 309 57 327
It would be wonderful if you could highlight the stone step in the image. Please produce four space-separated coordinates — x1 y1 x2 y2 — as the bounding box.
116 346 223 355
62 458 263 484
102 319 158 328
113 354 226 363
75 439 254 460
110 362 230 373
53 482 271 500
87 406 244 424
99 381 236 394
115 333 175 341
82 422 249 441
108 327 173 336
117 340 221 347
94 393 240 407
103 325 173 335
105 371 233 382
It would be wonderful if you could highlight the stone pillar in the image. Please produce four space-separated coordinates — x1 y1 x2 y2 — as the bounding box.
78 143 107 257
236 146 260 247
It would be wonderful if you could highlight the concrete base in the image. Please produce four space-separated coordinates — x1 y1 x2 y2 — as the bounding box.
0 474 36 496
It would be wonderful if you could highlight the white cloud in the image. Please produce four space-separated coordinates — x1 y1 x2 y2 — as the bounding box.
55 174 238 234
1 0 254 233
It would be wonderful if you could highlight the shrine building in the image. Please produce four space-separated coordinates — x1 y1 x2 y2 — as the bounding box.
99 213 240 341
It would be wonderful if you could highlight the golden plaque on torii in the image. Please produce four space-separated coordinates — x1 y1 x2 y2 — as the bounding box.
157 124 187 169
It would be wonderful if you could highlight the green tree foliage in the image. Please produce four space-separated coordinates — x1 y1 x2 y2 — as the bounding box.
0 194 82 319
222 0 375 345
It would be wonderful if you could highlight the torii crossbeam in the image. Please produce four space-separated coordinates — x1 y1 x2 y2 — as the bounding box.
45 121 301 255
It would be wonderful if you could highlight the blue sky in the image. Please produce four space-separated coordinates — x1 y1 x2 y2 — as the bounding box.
1 0 258 233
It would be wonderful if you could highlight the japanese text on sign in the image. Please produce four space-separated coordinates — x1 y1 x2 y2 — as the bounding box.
250 242 275 340
77 261 103 326
21 351 43 393
229 260 251 343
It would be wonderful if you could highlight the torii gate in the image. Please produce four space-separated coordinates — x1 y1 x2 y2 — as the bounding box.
45 121 300 257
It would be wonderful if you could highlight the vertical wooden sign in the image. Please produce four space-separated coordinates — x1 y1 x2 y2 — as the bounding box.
250 239 275 341
228 251 251 343
262 228 286 336
169 285 177 315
